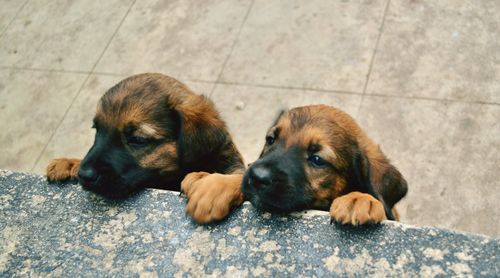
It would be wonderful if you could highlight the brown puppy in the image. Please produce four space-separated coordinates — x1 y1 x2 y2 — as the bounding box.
183 105 407 225
47 73 245 200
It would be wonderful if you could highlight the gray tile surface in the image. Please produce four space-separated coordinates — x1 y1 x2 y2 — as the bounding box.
0 0 27 35
221 0 387 92
95 0 252 81
367 1 500 103
0 69 86 172
0 0 134 71
357 95 500 236
211 84 362 164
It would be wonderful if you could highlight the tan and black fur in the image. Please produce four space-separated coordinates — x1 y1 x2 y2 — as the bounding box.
244 105 408 224
184 104 408 225
47 73 245 201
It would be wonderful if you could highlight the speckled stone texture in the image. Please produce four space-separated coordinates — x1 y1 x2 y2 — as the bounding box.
1 170 498 277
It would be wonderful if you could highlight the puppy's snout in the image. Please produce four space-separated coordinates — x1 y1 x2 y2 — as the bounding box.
248 165 272 188
78 166 98 186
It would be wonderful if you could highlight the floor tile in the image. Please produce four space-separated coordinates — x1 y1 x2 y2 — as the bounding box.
95 0 252 81
0 69 86 172
184 81 216 97
211 84 362 164
357 96 500 237
32 74 214 174
0 0 26 34
367 1 500 103
220 0 387 92
0 0 133 71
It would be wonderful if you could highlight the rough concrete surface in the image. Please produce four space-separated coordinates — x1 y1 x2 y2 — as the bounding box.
1 170 498 277
0 0 498 238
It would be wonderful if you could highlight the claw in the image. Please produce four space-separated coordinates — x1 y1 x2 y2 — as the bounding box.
330 218 334 225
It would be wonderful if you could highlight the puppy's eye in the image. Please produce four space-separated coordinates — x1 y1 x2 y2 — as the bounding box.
126 135 148 147
265 135 275 145
308 155 327 167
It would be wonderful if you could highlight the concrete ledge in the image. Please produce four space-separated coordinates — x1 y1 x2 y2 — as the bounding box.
0 170 498 277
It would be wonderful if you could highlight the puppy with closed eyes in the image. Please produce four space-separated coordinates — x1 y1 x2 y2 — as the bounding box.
183 105 408 225
47 73 245 202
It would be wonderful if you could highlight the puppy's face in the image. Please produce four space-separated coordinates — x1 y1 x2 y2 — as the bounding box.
242 105 366 212
78 75 184 198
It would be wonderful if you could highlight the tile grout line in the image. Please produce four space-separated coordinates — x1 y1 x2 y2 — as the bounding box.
0 0 30 38
213 80 500 107
368 92 500 106
209 0 255 98
30 0 137 172
3 66 499 107
356 0 391 119
193 78 500 107
216 80 363 96
29 76 92 172
87 0 137 75
362 0 391 96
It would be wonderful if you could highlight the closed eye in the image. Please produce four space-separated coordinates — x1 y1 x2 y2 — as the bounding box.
126 135 148 147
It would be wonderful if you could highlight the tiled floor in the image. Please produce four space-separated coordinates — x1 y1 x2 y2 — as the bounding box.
0 0 498 237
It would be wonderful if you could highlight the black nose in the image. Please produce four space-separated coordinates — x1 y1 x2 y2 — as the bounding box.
248 165 272 188
78 167 98 186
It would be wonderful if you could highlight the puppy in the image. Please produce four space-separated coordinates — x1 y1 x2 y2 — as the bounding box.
243 105 408 224
46 73 245 199
183 105 407 225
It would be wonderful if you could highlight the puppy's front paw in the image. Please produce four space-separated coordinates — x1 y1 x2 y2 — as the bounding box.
46 158 80 182
182 173 244 224
181 171 211 195
330 192 386 225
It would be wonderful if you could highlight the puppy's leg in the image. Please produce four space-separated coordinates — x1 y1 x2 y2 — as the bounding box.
181 172 244 224
330 192 386 225
392 207 400 221
180 172 211 195
46 158 80 182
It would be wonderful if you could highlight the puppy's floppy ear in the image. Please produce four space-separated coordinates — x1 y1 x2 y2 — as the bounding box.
168 93 227 170
346 144 396 220
377 163 408 209
346 147 372 194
